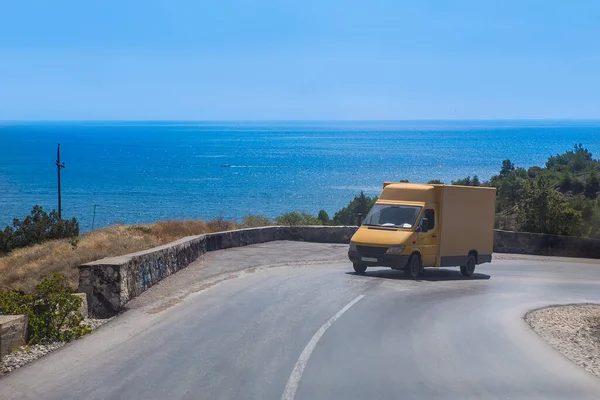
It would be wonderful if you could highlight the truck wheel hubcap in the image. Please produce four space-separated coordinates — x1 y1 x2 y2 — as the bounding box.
411 258 419 275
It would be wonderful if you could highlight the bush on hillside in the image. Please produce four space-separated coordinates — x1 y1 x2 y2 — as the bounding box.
546 144 598 173
241 214 272 228
0 205 79 253
0 273 90 344
451 175 481 186
517 176 582 236
275 212 321 226
489 144 600 237
317 209 330 225
206 217 237 232
490 167 529 211
585 172 600 198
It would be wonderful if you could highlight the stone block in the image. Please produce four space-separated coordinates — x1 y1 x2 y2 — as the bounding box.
0 315 27 357
73 293 88 318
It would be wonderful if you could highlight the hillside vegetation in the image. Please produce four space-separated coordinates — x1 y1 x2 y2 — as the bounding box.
451 144 600 238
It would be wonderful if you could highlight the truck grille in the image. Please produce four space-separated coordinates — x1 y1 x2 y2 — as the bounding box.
356 245 388 255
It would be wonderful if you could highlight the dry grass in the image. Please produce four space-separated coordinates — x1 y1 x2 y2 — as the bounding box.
0 216 273 293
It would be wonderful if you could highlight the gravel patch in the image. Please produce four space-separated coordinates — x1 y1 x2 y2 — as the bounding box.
0 317 114 377
526 304 600 378
0 342 65 374
83 316 115 330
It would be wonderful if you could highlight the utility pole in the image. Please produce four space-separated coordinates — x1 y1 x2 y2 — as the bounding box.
56 143 66 219
91 204 98 231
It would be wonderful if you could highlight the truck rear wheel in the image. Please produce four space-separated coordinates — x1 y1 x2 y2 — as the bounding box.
353 263 367 274
405 254 421 280
460 254 476 277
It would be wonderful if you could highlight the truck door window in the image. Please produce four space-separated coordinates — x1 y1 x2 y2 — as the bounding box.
424 209 435 230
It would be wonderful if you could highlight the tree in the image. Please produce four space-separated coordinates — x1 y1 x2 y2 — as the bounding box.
570 197 599 237
0 205 79 253
427 179 444 184
500 159 515 178
317 209 330 225
517 176 582 236
332 192 378 225
487 145 600 238
527 166 543 179
546 144 597 173
584 171 600 198
451 176 481 186
495 170 528 209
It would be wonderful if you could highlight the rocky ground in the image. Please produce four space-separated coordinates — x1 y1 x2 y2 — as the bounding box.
526 304 600 378
0 317 114 376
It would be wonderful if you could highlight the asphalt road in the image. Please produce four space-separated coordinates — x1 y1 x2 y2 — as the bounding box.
2 242 600 400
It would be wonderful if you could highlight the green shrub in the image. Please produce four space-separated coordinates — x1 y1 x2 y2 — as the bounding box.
0 205 79 253
275 212 321 226
517 176 582 236
585 172 600 198
317 209 330 225
332 192 378 225
0 273 90 344
241 214 272 228
527 166 543 179
451 175 481 186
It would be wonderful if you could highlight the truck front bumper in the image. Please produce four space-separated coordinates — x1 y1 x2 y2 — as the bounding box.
348 251 410 269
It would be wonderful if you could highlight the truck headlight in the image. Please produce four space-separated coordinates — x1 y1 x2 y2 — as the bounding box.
349 242 357 251
386 246 405 253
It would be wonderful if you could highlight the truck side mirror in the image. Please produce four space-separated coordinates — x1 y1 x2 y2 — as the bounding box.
420 218 429 233
357 213 362 227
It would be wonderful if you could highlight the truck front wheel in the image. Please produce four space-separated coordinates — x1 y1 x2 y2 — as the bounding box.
405 254 421 280
353 263 367 274
460 254 476 277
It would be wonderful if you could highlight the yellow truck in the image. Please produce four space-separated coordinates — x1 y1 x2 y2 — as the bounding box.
348 182 496 278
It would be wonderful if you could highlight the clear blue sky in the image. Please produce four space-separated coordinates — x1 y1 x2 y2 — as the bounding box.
1 0 599 120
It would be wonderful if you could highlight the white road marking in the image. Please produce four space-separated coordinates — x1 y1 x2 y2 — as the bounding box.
281 294 365 400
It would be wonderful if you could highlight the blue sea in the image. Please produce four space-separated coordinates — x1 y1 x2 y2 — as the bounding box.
1 121 600 232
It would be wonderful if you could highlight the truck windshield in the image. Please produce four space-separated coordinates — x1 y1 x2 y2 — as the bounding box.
363 204 422 229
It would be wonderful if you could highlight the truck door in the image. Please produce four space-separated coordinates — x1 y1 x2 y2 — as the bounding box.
419 208 439 267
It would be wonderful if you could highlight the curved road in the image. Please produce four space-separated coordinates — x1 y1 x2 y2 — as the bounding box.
2 241 600 399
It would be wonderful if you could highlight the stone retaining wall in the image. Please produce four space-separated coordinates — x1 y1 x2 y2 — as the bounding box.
494 230 600 258
78 226 357 318
0 315 27 357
